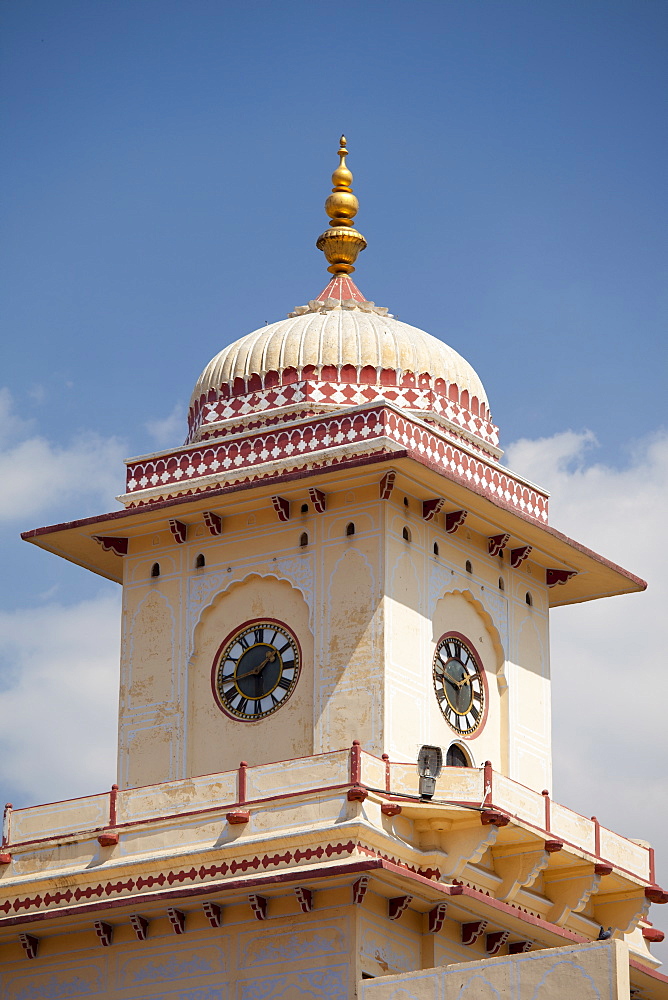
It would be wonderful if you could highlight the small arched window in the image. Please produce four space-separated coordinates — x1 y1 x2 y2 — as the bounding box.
446 744 470 767
299 532 308 547
300 503 309 514
195 553 205 569
526 591 533 606
346 522 355 536
403 496 409 507
402 526 411 542
151 562 160 578
433 542 439 556
465 560 472 574
498 577 504 591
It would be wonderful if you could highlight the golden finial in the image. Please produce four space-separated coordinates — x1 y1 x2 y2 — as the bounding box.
316 135 367 274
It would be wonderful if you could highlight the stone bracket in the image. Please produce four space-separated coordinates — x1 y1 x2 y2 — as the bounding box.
488 533 510 557
271 496 291 521
422 498 445 521
462 920 488 945
19 933 38 959
168 519 187 544
510 545 532 569
203 902 222 928
546 568 577 588
94 920 113 947
352 876 369 905
130 914 149 940
428 902 447 934
92 535 128 556
388 895 412 920
295 887 313 913
445 510 467 534
545 866 601 925
308 487 327 512
493 846 550 902
203 512 222 536
249 894 267 920
379 471 396 500
486 930 510 955
167 908 186 934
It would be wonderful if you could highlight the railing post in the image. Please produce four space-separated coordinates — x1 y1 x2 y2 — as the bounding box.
238 761 248 804
483 761 493 808
592 815 600 857
350 741 361 785
109 785 118 828
382 753 391 792
2 803 11 847
542 789 550 834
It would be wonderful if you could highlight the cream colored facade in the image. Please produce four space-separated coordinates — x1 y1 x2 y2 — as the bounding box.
2 140 667 998
117 470 550 793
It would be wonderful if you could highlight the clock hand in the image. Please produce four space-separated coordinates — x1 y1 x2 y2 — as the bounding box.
242 650 276 678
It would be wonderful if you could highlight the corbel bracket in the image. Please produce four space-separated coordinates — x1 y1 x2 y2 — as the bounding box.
308 487 327 512
445 510 467 534
510 545 532 569
422 498 445 521
271 496 290 521
488 533 510 557
92 536 128 556
168 519 187 544
546 568 577 588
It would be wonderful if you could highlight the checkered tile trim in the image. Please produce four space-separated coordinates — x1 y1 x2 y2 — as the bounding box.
188 379 499 450
127 406 548 523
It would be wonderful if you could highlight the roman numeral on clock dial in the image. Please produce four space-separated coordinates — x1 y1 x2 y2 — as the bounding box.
432 634 485 735
216 621 300 721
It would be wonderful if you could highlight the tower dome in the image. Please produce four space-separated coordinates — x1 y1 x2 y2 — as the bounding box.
188 138 498 456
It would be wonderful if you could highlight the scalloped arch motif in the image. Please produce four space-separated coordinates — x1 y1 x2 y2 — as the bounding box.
187 563 314 659
430 584 505 679
429 564 508 663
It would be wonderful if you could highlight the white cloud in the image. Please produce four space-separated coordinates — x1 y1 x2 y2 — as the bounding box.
506 429 668 928
0 591 120 806
0 388 126 522
146 402 185 449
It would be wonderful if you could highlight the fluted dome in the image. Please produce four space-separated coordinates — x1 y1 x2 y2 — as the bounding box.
190 298 487 411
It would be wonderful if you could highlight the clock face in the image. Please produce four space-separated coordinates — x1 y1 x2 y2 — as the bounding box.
433 633 485 736
214 620 300 721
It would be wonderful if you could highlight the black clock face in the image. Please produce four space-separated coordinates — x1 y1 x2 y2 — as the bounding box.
215 621 300 721
433 634 485 736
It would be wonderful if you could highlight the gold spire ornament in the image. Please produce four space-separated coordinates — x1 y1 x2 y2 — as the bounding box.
316 136 367 274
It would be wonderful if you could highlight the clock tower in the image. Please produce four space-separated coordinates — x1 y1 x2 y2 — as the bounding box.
3 138 665 1000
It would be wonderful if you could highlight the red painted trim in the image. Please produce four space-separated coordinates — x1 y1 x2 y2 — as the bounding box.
109 785 118 828
483 761 493 806
350 741 361 784
542 789 550 833
0 859 386 929
226 811 250 825
92 536 128 556
382 754 391 792
629 959 668 986
97 833 118 847
643 926 665 943
381 803 402 817
592 816 600 857
210 617 303 723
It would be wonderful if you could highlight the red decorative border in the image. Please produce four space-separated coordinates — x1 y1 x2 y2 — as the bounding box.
125 405 548 525
432 631 490 741
187 374 498 447
210 617 303 723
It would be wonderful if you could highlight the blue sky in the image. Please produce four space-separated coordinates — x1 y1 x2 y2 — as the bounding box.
1 0 667 959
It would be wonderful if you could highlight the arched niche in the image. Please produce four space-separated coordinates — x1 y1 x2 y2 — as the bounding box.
187 574 313 776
